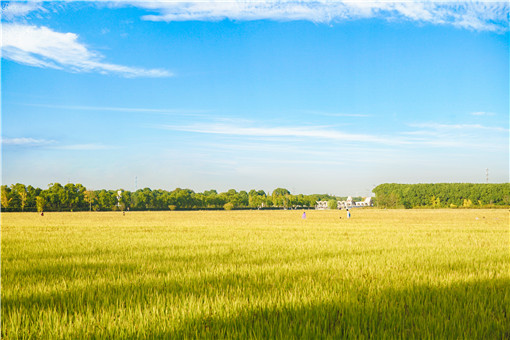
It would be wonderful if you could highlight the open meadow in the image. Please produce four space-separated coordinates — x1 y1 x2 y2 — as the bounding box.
2 209 509 339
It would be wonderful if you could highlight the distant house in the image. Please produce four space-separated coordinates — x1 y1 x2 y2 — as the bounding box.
355 197 373 207
315 201 328 210
337 196 354 209
316 196 373 210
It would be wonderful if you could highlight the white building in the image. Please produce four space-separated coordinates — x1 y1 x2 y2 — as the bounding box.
337 196 354 209
317 196 373 210
315 201 329 210
355 197 373 207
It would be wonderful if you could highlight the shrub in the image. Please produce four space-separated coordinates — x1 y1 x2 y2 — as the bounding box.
327 199 338 210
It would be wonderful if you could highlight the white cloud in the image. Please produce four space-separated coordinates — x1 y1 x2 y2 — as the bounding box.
22 103 208 115
471 111 496 116
305 110 371 118
1 137 55 146
53 144 117 150
130 1 509 32
1 1 43 20
1 24 172 78
158 122 404 144
409 122 509 132
156 118 510 149
1 138 115 150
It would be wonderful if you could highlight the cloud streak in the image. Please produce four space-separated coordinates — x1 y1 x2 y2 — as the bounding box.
156 118 509 150
408 122 509 133
1 138 116 151
157 122 481 148
20 103 207 115
0 1 44 20
52 143 117 150
471 111 496 116
1 137 55 146
304 110 372 118
133 1 509 32
1 24 172 78
158 122 403 144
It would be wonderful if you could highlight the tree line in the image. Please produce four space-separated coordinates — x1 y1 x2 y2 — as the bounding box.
0 183 351 212
3 182 507 212
373 183 510 208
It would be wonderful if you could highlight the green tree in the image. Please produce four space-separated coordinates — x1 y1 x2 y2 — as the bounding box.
237 191 249 207
430 195 441 208
63 183 86 211
46 183 65 211
84 190 96 212
1 185 12 210
19 189 27 212
463 199 472 208
249 190 267 208
9 183 29 211
272 188 291 208
327 199 338 210
375 192 400 208
97 190 116 210
36 196 46 213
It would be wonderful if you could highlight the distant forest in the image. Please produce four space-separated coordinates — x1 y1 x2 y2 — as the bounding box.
1 183 508 212
0 184 348 212
373 183 510 208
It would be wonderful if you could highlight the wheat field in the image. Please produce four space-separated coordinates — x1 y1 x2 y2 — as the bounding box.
2 209 509 339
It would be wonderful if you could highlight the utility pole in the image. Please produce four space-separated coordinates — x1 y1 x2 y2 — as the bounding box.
486 168 489 184
135 176 138 191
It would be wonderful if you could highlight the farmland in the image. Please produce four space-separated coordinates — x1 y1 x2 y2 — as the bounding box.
2 209 509 339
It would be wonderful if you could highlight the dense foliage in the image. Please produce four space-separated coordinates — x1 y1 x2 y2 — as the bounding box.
373 183 510 208
3 182 507 212
0 183 345 212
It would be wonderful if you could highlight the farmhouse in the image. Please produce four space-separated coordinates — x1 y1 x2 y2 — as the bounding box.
316 196 373 210
337 196 354 209
355 197 373 207
315 201 329 210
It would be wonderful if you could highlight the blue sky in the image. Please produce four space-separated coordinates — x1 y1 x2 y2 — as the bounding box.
1 1 509 196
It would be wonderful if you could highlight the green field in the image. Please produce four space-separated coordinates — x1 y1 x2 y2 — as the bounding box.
2 209 509 339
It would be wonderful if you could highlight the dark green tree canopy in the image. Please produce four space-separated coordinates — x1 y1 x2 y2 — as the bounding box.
373 183 510 208
1 182 508 212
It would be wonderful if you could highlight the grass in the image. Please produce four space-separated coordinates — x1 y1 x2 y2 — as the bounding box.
2 209 509 339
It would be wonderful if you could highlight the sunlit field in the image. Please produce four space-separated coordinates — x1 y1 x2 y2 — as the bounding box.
2 209 509 339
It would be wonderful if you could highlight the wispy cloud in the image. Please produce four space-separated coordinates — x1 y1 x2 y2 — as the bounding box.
1 137 55 146
157 122 404 145
305 110 371 118
156 119 509 149
131 1 509 32
471 111 496 116
52 143 117 151
408 122 509 133
20 103 207 115
1 24 172 78
6 1 506 32
1 137 116 151
1 1 44 20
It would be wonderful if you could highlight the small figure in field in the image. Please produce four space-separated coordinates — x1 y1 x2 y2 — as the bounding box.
40 212 44 216
346 209 351 219
123 211 125 216
302 211 306 219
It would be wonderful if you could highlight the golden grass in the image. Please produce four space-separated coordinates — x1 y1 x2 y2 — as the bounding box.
2 209 509 338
